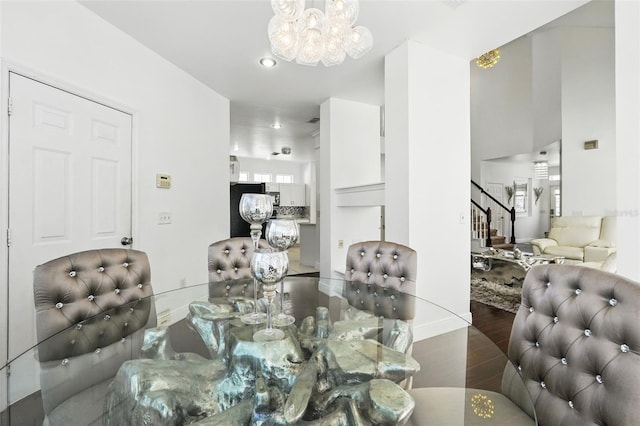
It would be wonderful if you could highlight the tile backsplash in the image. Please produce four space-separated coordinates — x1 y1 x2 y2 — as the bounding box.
275 206 307 217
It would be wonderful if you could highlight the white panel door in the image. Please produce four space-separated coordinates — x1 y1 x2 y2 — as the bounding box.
7 72 132 359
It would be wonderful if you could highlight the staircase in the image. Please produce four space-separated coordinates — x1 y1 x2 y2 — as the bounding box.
471 180 517 250
489 228 514 250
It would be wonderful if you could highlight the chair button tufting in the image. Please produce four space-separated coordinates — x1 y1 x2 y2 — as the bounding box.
535 341 540 348
356 289 360 294
88 295 95 301
360 251 365 257
244 283 248 287
546 282 551 287
98 266 105 272
393 254 398 260
540 381 546 389
376 303 380 308
351 269 354 273
621 344 630 353
61 359 69 366
360 300 364 305
596 374 603 384
241 248 246 254
517 365 522 371
568 401 574 409
123 262 129 268
104 315 111 321
69 271 76 277
529 307 534 313
234 267 238 272
76 324 83 330
217 269 222 274
124 322 129 327
390 294 396 300
400 277 405 282
224 249 230 254
373 291 378 297
561 357 568 365
393 307 397 311
367 272 371 277
129 307 134 313
609 298 618 307
376 253 381 258
575 288 582 295
95 348 101 354
553 316 559 323
137 283 143 289
121 338 126 344
584 329 592 337
115 288 120 294
383 274 388 279
226 285 231 290
55 302 63 309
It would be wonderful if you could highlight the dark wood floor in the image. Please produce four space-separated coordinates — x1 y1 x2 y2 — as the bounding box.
412 300 516 393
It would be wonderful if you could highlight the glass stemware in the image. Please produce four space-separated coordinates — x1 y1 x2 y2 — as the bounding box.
251 248 288 342
239 193 273 325
265 219 299 327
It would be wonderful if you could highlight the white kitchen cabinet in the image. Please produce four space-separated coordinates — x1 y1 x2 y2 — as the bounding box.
265 182 279 192
279 183 307 206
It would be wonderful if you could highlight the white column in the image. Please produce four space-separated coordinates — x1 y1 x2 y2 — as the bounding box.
319 98 381 278
385 40 471 320
615 0 640 280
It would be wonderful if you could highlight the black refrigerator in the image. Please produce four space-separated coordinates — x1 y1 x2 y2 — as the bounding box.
230 183 266 238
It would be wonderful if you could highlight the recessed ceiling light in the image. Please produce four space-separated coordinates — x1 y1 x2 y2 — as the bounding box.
271 123 282 129
260 57 277 68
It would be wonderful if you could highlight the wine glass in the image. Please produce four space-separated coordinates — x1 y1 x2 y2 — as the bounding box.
239 193 273 325
265 219 299 327
251 248 288 342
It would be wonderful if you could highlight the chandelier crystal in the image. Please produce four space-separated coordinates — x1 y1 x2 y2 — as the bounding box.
268 0 373 67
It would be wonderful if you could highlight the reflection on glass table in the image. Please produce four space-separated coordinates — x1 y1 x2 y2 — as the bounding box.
0 277 536 425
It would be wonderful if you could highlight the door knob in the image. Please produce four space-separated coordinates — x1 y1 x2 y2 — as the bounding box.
121 237 133 246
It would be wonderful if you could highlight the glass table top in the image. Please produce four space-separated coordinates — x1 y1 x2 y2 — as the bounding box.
0 277 536 425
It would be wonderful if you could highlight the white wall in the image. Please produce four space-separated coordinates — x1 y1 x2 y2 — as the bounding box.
385 40 471 322
532 28 562 152
1 1 229 320
236 156 307 184
615 0 640 281
320 98 381 278
560 27 616 216
471 35 533 181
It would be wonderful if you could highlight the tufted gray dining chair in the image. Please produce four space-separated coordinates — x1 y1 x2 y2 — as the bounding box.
344 241 417 321
407 264 640 425
33 248 155 426
208 237 270 299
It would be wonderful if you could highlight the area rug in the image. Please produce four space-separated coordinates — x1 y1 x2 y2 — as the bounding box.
470 277 522 314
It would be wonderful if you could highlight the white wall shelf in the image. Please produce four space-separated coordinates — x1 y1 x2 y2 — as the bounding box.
335 182 385 207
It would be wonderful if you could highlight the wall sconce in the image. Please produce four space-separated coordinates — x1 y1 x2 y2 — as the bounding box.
534 187 544 205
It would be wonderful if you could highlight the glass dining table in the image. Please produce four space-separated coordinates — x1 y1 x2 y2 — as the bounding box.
0 277 537 425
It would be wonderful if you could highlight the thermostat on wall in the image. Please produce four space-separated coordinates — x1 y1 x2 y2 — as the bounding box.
156 173 172 189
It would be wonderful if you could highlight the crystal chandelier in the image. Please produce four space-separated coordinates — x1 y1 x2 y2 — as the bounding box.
268 0 373 67
476 49 501 69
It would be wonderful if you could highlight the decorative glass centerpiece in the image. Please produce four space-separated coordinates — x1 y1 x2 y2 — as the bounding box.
251 248 289 342
239 193 273 325
265 219 299 327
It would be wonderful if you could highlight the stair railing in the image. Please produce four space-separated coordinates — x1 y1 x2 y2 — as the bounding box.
471 180 516 245
471 200 492 247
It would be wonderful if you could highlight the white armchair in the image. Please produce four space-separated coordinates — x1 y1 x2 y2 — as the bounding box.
531 216 616 264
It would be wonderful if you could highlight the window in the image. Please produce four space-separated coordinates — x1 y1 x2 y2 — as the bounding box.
238 172 249 182
553 187 561 216
276 174 293 184
253 173 272 183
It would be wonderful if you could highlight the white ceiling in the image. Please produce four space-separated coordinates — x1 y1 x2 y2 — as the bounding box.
80 0 592 162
